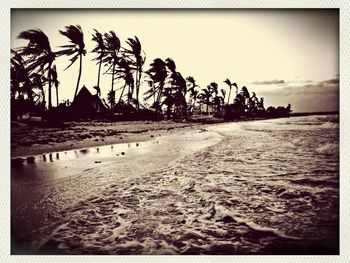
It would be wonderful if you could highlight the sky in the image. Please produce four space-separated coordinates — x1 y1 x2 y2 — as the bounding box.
11 9 339 113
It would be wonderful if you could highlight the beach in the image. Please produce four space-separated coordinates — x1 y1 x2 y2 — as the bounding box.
11 115 339 255
11 118 224 158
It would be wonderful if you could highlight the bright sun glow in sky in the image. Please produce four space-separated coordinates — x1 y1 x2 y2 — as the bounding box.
11 9 339 112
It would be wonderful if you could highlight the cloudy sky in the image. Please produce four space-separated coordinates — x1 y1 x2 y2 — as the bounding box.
11 9 339 112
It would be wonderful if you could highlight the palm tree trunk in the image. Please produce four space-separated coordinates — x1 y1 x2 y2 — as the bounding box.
74 54 83 101
135 69 140 110
97 55 103 88
48 62 52 110
227 87 232 104
156 83 164 120
56 84 59 107
110 63 116 108
127 85 130 105
111 63 116 92
118 83 127 103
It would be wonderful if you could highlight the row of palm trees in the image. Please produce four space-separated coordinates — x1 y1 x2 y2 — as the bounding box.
12 26 85 112
11 24 253 120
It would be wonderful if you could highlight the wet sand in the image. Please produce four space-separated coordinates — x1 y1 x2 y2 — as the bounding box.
11 129 222 253
11 119 221 158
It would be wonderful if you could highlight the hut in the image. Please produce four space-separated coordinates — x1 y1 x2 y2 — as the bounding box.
71 86 107 118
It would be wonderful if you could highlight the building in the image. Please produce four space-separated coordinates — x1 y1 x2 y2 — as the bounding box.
71 86 107 118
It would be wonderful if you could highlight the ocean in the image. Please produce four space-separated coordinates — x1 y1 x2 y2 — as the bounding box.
11 114 339 255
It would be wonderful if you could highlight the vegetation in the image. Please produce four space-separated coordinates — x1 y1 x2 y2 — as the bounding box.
57 25 86 101
11 25 291 122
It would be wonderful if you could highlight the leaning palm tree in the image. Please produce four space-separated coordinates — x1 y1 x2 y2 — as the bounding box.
224 79 238 104
16 29 56 109
198 88 212 114
161 88 175 119
51 65 59 106
220 89 226 104
91 29 106 93
190 89 199 113
56 25 86 101
186 76 200 114
11 50 31 101
124 36 145 110
102 31 121 105
30 72 46 110
224 79 232 104
114 57 134 104
107 90 116 109
165 58 188 118
144 58 167 117
208 82 219 97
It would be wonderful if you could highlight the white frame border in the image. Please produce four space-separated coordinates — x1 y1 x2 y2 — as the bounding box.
1 1 349 263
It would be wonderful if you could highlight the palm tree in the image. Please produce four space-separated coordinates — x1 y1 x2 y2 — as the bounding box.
165 58 187 118
186 76 199 113
91 29 106 93
30 73 46 109
224 79 232 104
107 90 116 109
103 31 121 107
124 36 145 110
216 89 226 112
190 89 199 113
114 57 134 104
198 88 212 114
223 79 238 104
161 88 175 119
16 29 56 110
57 25 86 101
220 89 226 104
144 58 167 116
11 50 31 101
208 82 219 98
51 65 59 106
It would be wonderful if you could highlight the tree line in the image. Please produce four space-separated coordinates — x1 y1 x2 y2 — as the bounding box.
11 24 276 121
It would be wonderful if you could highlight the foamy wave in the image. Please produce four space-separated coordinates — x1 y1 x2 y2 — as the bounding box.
214 205 300 240
319 122 339 129
315 143 338 155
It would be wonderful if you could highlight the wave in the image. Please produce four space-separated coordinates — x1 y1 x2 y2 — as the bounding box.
315 143 338 155
319 122 339 129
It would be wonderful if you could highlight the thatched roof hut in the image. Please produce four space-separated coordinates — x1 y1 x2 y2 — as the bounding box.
71 86 107 118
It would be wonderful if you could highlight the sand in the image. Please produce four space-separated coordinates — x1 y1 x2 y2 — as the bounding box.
11 119 222 158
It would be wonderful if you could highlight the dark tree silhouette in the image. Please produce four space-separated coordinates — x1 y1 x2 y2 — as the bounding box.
198 87 212 114
124 36 146 110
107 90 116 109
144 58 167 116
11 50 32 101
165 58 188 119
16 29 56 110
51 65 59 106
103 31 121 108
186 76 200 114
57 25 86 101
114 57 134 105
223 79 238 104
161 88 175 119
91 29 106 94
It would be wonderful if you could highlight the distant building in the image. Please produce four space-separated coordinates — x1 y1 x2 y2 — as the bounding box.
193 104 215 115
71 86 107 118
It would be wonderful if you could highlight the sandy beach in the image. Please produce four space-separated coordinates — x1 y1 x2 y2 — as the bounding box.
11 118 224 158
10 115 339 255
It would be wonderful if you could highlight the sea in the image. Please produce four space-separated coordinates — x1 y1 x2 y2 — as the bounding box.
11 114 339 255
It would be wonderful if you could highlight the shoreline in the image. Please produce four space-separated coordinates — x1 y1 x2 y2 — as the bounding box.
11 120 215 158
11 112 336 158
